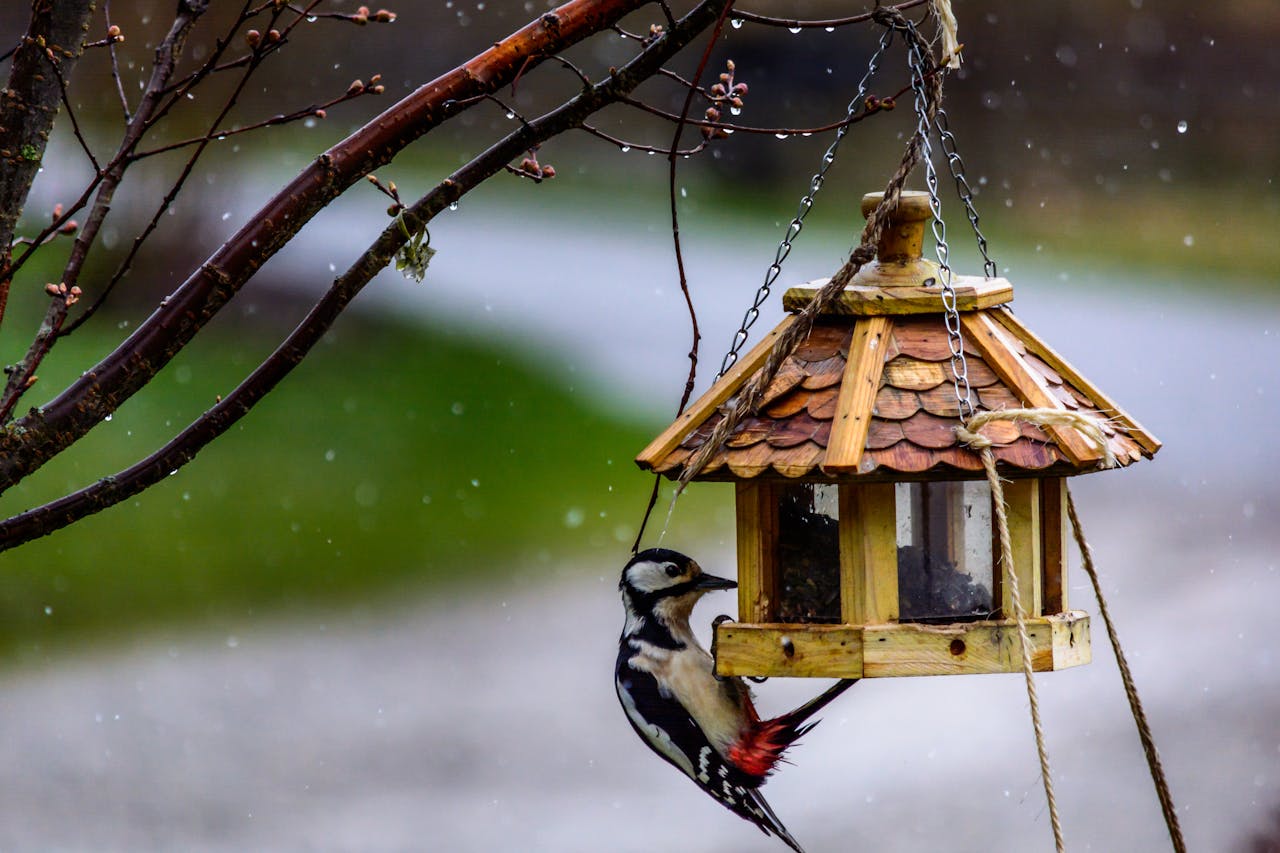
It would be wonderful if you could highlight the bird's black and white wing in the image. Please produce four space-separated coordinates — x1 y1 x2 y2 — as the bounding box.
615 657 805 852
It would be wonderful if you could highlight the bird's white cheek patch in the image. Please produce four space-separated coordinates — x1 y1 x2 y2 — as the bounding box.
626 561 676 594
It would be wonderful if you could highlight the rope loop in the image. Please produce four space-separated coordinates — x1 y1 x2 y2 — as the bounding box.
957 407 1118 469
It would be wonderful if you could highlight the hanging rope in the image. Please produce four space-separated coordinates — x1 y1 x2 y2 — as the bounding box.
961 409 1186 852
1066 488 1188 853
676 8 939 492
957 407 1118 853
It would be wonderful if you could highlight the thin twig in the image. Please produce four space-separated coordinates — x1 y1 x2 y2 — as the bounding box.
633 0 733 552
551 54 593 87
104 1 132 121
7 175 103 277
578 123 706 156
621 94 895 135
48 54 100 172
731 0 929 29
129 84 374 161
654 66 712 95
158 52 255 94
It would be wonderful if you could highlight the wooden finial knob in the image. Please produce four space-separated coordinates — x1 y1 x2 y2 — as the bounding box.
862 190 932 262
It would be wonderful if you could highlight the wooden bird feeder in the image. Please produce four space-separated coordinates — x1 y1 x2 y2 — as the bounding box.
636 191 1160 680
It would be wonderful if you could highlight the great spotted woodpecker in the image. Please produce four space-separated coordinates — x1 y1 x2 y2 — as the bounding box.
615 548 857 852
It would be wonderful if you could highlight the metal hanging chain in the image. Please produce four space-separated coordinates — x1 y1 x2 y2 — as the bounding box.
716 27 894 379
931 104 998 278
906 26 975 421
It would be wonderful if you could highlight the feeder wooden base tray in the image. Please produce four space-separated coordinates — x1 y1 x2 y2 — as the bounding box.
713 611 1091 679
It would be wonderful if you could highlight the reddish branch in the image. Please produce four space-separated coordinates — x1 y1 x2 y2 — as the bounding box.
0 0 664 495
0 0 729 551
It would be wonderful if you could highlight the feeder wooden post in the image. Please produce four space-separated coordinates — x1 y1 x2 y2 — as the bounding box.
1000 478 1044 619
736 481 778 623
1041 477 1070 613
839 483 898 624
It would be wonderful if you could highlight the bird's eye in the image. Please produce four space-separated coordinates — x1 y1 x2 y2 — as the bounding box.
664 564 682 578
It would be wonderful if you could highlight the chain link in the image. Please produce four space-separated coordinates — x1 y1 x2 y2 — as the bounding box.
716 27 894 379
932 105 997 278
906 23 974 421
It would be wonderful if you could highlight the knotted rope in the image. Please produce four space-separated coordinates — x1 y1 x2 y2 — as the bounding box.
957 407 1118 853
930 0 962 68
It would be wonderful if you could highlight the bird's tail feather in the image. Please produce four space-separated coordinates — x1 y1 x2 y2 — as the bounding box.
774 677 859 732
751 789 806 853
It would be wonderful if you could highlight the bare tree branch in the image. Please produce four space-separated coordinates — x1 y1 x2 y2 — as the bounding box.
0 0 729 550
0 0 660 495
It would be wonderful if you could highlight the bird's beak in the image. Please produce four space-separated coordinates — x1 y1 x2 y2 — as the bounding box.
694 573 738 592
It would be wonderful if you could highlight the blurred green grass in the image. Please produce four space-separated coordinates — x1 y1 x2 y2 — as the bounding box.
0 308 727 662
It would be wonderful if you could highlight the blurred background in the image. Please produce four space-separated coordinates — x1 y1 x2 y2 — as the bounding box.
0 1 1276 851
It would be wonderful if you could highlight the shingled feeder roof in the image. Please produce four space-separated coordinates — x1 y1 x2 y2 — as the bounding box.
636 192 1160 483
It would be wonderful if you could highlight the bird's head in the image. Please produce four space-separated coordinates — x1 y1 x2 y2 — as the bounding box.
620 548 737 629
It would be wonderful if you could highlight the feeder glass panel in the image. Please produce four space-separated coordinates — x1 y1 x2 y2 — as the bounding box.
775 483 841 623
895 481 995 622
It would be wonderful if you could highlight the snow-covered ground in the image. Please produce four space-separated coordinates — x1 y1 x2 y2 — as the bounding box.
1 193 1277 851
0 492 1275 852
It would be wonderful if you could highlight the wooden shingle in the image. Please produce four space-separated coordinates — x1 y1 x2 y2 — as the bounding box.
637 197 1158 483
